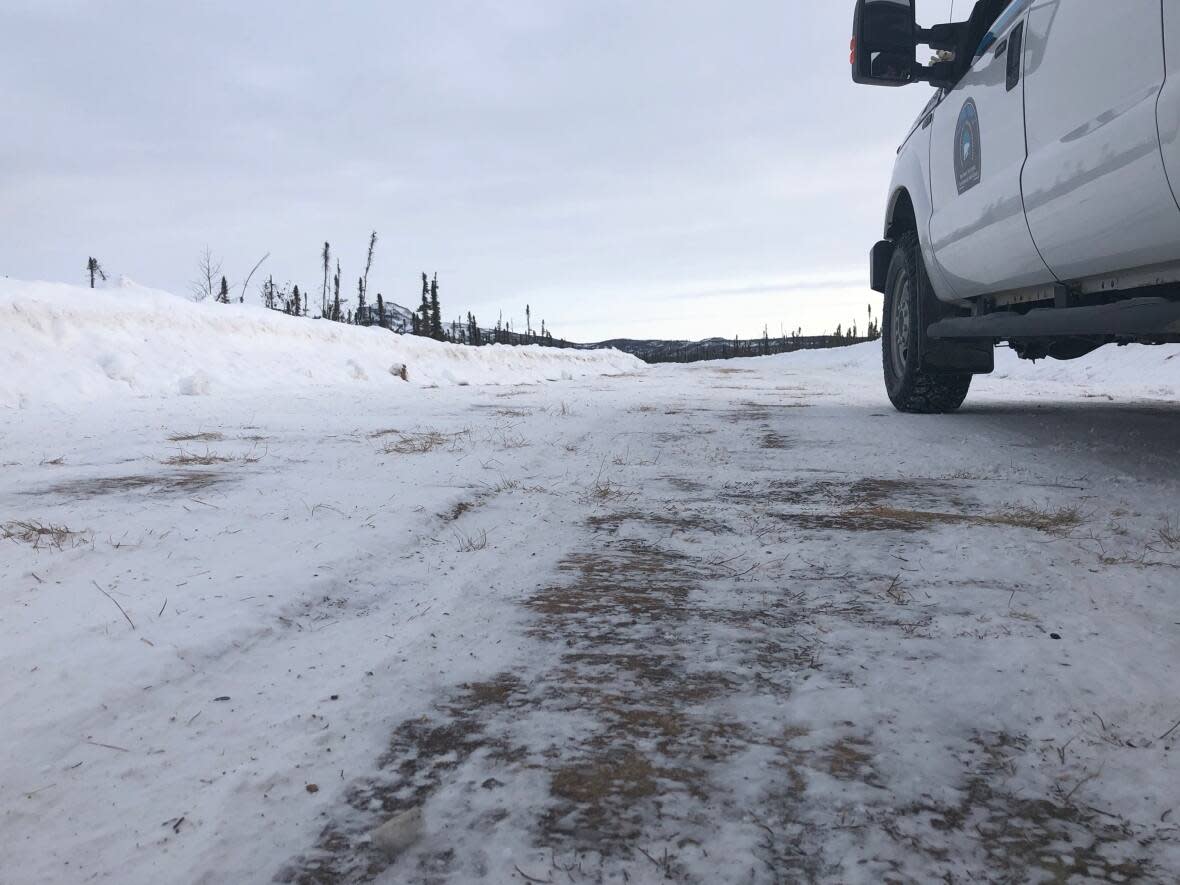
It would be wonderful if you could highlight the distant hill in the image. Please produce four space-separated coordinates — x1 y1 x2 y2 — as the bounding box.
569 335 871 363
358 306 872 364
356 301 415 333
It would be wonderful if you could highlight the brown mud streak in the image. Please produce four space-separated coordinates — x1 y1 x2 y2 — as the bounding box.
275 465 1152 883
276 675 528 884
33 470 232 499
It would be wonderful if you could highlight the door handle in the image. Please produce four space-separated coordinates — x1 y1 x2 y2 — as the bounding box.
1006 22 1025 91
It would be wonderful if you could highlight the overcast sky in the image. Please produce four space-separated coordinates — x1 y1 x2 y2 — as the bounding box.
1 1 955 340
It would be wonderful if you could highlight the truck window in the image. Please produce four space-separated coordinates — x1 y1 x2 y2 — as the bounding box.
973 0 1032 62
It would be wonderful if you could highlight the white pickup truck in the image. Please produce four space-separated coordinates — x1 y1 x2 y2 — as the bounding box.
851 0 1180 412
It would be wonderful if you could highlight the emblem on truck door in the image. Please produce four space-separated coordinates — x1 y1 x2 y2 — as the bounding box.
954 98 982 194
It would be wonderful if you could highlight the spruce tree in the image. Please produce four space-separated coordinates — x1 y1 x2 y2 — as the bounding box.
429 274 443 340
356 276 366 324
292 284 302 316
417 273 431 336
377 293 386 327
217 275 230 304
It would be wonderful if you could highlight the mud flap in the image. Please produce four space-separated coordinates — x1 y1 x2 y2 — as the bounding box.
923 339 994 374
870 241 893 294
915 267 994 375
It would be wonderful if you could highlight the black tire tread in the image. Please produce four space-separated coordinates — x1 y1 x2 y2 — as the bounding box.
883 232 972 414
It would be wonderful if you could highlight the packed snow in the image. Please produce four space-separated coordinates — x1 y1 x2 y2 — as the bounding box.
0 278 642 409
2 278 1180 883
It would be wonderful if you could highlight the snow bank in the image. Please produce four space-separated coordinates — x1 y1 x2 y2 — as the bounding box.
0 278 643 408
740 338 1180 399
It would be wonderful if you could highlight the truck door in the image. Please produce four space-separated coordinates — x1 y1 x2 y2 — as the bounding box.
929 0 1052 299
1022 0 1180 282
1161 5 1180 208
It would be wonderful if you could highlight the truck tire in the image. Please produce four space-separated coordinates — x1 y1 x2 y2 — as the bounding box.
882 232 973 413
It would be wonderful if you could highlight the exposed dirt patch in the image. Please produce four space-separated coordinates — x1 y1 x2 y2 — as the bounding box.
276 462 1123 883
663 476 705 493
777 504 1083 535
277 676 529 884
36 471 232 499
443 497 485 523
883 733 1155 881
760 430 792 450
587 509 733 536
721 401 812 422
721 476 955 508
526 540 696 624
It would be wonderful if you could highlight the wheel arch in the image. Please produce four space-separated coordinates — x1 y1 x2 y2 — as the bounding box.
885 187 918 240
872 188 919 293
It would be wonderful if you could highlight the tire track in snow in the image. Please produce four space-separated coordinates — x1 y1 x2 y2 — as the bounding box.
278 371 1176 884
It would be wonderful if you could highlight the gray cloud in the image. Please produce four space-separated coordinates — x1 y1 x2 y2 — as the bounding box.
1 0 950 339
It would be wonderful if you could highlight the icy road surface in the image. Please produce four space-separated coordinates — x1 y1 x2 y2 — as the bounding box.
3 344 1180 884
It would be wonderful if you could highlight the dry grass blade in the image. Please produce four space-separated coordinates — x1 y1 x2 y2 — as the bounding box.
162 449 235 466
585 478 637 504
167 431 224 443
382 430 466 454
163 445 265 466
884 574 909 605
490 430 529 450
455 529 489 552
991 504 1085 534
2 520 87 550
1157 520 1179 549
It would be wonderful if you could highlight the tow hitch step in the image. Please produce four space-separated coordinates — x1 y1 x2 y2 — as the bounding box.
928 297 1180 340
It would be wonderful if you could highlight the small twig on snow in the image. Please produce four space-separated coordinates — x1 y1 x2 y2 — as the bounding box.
92 581 135 630
84 739 129 753
1159 717 1180 742
1064 764 1104 802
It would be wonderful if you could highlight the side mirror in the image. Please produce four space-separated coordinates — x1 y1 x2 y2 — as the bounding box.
851 0 917 86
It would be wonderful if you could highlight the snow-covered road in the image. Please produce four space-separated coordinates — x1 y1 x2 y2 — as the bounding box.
4 344 1180 884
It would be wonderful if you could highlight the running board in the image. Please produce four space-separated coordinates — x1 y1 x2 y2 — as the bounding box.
928 297 1180 339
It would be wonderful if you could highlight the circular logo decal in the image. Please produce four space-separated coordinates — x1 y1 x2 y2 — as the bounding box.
954 98 982 195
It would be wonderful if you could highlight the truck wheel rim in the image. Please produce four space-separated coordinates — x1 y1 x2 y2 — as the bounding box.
891 272 913 377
